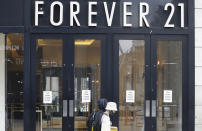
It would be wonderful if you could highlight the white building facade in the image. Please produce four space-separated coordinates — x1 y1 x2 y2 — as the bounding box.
195 0 202 130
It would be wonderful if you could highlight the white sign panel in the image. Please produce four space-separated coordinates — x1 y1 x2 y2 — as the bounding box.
126 90 135 103
163 90 172 103
43 91 52 104
82 90 91 103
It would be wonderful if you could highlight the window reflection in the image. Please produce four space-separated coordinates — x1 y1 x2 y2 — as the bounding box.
6 33 24 131
157 41 182 131
36 39 63 131
74 39 101 131
119 40 145 131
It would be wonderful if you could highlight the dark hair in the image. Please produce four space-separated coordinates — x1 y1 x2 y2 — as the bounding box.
97 98 108 111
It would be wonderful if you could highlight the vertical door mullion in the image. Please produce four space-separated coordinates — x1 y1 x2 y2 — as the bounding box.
24 33 34 131
31 36 37 131
182 37 189 131
64 35 75 131
113 36 119 128
62 36 68 131
145 35 151 131
151 36 157 131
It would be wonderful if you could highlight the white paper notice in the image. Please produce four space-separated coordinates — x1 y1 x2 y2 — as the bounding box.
126 90 135 103
163 90 172 103
82 90 91 103
43 91 52 104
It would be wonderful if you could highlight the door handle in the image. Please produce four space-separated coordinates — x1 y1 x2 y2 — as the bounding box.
145 100 150 117
152 100 157 117
69 100 74 117
63 100 67 117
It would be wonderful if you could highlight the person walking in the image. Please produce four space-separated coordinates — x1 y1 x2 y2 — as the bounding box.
87 98 108 131
101 102 117 131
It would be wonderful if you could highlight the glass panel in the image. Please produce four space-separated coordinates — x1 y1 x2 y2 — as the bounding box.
119 40 145 131
5 34 24 131
0 33 6 131
74 39 101 131
36 39 63 131
157 40 182 131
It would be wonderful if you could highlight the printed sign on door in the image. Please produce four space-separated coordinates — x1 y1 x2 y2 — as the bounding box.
43 91 52 104
82 90 91 103
163 90 172 103
126 90 135 103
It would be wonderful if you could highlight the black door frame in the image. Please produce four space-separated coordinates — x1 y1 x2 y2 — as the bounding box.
31 34 68 131
113 35 151 130
65 34 107 130
151 35 189 131
30 34 107 131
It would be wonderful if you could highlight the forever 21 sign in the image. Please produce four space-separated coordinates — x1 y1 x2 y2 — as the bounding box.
34 1 185 28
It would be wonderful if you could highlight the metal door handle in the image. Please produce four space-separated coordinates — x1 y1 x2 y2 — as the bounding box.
145 100 150 117
69 100 74 117
63 100 67 117
152 100 157 117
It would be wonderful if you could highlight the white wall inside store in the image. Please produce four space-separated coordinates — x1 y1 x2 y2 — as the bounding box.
0 33 5 131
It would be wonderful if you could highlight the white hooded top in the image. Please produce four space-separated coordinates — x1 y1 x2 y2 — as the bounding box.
101 113 111 131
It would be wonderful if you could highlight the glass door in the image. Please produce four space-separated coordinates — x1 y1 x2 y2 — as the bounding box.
67 35 104 131
31 35 105 131
114 35 151 131
32 36 65 131
73 37 102 131
115 35 188 131
151 35 188 131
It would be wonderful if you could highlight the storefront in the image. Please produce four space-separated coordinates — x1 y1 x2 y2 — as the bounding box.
0 0 195 131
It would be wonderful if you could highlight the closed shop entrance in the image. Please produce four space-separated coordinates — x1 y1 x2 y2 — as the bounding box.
31 34 106 131
114 35 188 131
0 0 194 130
30 34 189 131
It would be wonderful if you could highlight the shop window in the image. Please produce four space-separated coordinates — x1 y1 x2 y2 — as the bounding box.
0 33 24 131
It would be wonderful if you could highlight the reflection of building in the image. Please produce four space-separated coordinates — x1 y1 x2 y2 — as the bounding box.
119 40 145 131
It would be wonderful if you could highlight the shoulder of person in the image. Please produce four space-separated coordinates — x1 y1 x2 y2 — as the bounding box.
101 113 110 121
95 110 104 117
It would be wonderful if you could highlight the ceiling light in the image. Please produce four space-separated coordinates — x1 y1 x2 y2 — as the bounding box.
75 39 95 46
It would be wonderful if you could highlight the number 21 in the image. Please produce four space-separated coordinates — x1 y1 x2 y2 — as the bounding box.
164 3 185 28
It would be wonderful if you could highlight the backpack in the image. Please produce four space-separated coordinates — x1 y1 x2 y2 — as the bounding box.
87 111 96 130
87 110 104 131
